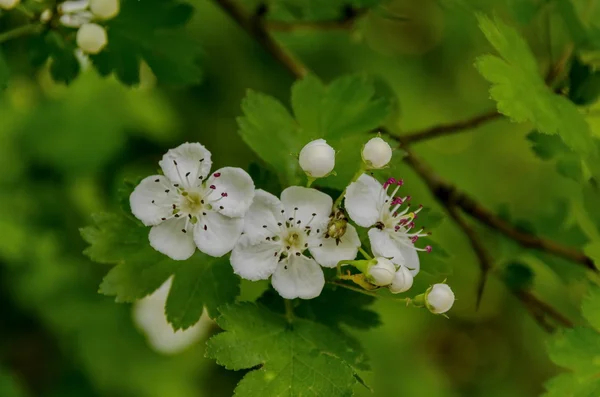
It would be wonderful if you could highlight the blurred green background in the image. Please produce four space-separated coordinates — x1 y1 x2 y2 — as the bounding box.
1 0 595 396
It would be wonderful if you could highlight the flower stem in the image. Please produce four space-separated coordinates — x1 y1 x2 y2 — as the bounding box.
332 167 365 209
358 246 372 260
328 281 410 303
0 24 41 44
306 176 315 188
284 299 294 324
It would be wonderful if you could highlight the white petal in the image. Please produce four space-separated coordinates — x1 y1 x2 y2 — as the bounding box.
271 255 325 299
206 167 255 218
309 224 360 268
242 189 285 240
149 218 196 260
368 228 420 276
281 186 332 228
130 175 178 226
194 211 243 257
230 235 281 281
344 173 386 227
159 142 212 187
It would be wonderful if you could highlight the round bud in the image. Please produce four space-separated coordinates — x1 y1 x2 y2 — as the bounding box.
425 283 455 314
389 265 413 294
0 0 20 10
367 257 396 286
90 0 120 20
362 137 392 169
40 9 53 23
298 139 335 178
76 23 108 54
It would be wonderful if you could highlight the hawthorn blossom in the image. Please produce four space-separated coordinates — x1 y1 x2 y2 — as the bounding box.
133 278 213 355
130 142 255 260
425 283 455 314
344 174 430 276
230 187 360 299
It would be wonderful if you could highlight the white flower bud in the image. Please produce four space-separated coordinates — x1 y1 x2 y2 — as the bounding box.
0 0 20 10
40 9 53 23
298 139 335 178
90 0 119 20
58 0 89 14
389 265 413 294
367 257 396 286
362 137 392 169
76 23 108 54
425 283 455 314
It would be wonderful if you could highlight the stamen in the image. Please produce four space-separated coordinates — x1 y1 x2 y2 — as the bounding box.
204 225 208 231
181 229 186 233
214 172 221 177
221 192 228 197
426 246 432 253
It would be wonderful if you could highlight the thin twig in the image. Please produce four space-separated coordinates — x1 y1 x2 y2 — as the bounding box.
0 24 41 44
445 205 493 309
212 0 308 78
398 141 596 272
517 290 574 330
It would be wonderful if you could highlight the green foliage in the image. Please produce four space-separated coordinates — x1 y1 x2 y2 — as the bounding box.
206 303 367 397
569 57 600 106
502 262 534 291
238 74 390 186
582 285 600 331
0 50 9 90
476 15 594 156
81 211 239 329
527 131 583 181
259 0 382 22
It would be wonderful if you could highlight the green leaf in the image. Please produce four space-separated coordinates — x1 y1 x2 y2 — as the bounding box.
206 303 367 397
166 255 239 330
527 131 583 182
547 327 600 379
502 262 534 291
237 90 302 185
90 0 202 85
291 74 390 140
569 57 600 106
45 32 81 84
582 285 600 332
0 50 9 90
82 212 239 320
475 15 594 156
543 373 600 397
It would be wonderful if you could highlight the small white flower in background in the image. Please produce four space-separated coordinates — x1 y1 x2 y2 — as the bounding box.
230 187 360 299
40 9 53 23
133 278 213 355
0 0 20 10
89 0 119 19
345 174 431 276
389 265 413 294
366 257 395 286
425 283 455 314
130 142 255 260
76 23 108 54
362 136 392 169
299 139 335 178
58 0 93 27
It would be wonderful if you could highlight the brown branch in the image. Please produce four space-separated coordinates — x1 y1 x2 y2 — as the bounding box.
212 0 308 79
445 205 493 309
517 290 574 330
398 141 596 272
400 110 502 144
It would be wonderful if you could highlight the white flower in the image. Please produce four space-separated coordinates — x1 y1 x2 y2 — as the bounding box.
133 278 213 355
40 9 53 23
366 257 395 286
90 0 119 19
425 283 455 314
362 137 392 169
130 142 255 260
389 265 413 294
76 23 108 54
345 174 430 276
0 0 19 10
298 139 335 178
231 187 360 299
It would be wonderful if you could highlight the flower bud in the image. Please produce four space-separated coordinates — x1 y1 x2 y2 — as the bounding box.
389 265 413 294
76 23 108 54
425 283 455 314
366 257 396 286
299 139 335 178
362 137 392 169
90 0 119 20
0 0 20 10
40 9 53 23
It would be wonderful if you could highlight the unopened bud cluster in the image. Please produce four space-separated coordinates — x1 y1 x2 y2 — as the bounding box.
365 257 414 293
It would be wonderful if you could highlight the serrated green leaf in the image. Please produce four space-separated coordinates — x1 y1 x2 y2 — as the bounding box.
291 74 390 140
547 327 600 378
582 285 600 332
476 15 594 155
0 50 9 90
166 255 239 330
543 373 600 397
237 90 302 185
206 303 367 397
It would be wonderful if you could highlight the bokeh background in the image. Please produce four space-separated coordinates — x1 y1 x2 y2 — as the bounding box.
1 0 596 396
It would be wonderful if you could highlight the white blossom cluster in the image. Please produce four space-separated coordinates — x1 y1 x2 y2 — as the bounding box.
130 138 455 315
